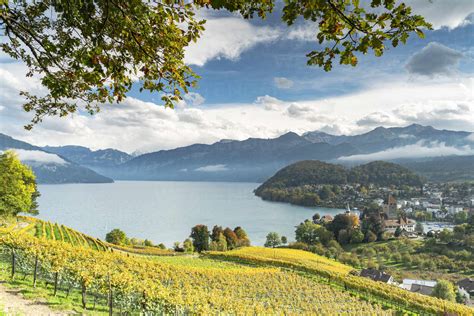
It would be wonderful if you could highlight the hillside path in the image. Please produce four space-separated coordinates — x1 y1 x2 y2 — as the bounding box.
0 283 68 315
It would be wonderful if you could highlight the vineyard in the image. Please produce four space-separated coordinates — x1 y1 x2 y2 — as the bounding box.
0 220 473 315
208 247 474 315
0 217 172 256
0 232 395 315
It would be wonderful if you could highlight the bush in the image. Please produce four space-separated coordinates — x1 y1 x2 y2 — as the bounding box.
287 242 309 251
106 228 127 245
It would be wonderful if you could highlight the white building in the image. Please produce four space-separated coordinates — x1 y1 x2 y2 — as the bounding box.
400 279 437 296
447 205 464 214
384 218 416 233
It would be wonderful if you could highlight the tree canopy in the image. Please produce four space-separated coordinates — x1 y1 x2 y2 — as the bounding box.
0 0 431 128
0 150 39 217
105 228 127 245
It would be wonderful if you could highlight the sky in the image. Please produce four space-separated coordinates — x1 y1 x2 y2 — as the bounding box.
0 0 473 153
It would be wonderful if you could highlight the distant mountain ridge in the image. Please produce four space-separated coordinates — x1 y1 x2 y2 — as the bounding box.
303 124 472 153
0 133 113 184
1 124 473 183
110 132 360 182
43 145 132 168
110 124 473 182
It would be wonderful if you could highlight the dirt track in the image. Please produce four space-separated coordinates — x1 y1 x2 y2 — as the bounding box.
0 283 68 315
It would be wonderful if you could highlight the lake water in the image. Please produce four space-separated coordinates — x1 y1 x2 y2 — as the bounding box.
36 181 344 247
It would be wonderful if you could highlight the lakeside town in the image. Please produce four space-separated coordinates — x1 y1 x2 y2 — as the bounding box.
310 181 474 307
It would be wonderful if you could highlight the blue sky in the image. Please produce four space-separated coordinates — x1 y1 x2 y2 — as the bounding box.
0 0 473 152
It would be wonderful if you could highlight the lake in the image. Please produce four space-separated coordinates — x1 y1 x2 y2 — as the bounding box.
37 181 345 247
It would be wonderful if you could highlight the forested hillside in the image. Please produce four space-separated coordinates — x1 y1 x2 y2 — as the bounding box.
255 160 424 208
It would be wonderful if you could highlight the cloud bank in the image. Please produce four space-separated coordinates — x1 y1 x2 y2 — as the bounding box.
338 141 474 162
195 164 228 172
8 149 67 164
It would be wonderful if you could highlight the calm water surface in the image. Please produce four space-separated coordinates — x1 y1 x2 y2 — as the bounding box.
37 181 344 246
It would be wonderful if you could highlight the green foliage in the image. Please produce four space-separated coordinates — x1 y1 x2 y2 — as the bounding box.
158 243 166 250
281 236 287 245
255 160 424 207
0 0 204 129
453 211 468 224
350 229 364 244
105 228 126 245
328 213 359 240
394 227 402 237
295 221 333 246
233 226 251 247
210 233 227 251
144 239 153 247
349 161 424 187
183 238 194 253
365 231 377 243
264 232 281 248
0 1 430 127
438 229 453 243
432 280 456 302
223 227 239 250
361 204 385 240
190 224 210 252
415 222 424 234
211 225 224 243
0 150 39 217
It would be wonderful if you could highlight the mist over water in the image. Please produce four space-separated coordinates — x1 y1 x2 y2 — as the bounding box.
36 181 345 246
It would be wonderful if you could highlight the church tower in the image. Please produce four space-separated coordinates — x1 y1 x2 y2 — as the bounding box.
382 195 398 219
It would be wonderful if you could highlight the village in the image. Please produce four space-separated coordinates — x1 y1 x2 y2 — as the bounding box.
351 182 474 306
348 181 474 227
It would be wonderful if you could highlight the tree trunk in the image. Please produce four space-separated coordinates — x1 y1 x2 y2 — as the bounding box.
53 272 59 296
11 250 15 279
81 282 87 309
33 256 38 288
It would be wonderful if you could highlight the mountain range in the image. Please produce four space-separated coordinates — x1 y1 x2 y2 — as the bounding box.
0 133 113 184
1 124 473 183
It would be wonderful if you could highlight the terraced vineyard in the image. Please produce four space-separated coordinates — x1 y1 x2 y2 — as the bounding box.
208 247 474 315
0 216 109 251
0 232 395 315
0 221 472 315
1 217 172 256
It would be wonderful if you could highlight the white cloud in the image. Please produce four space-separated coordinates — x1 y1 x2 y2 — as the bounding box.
178 108 207 125
285 22 318 41
254 95 285 111
195 164 228 172
274 77 294 89
183 92 205 107
406 0 474 29
356 111 405 127
286 103 314 117
338 141 474 162
406 42 463 77
8 149 67 164
1 50 472 153
467 133 474 142
185 17 280 66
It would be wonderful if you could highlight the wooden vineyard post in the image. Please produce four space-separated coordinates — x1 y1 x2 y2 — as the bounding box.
53 272 59 296
81 281 87 309
108 273 113 316
11 249 15 279
33 256 38 287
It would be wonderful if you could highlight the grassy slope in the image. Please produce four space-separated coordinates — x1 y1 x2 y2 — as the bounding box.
342 239 474 282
